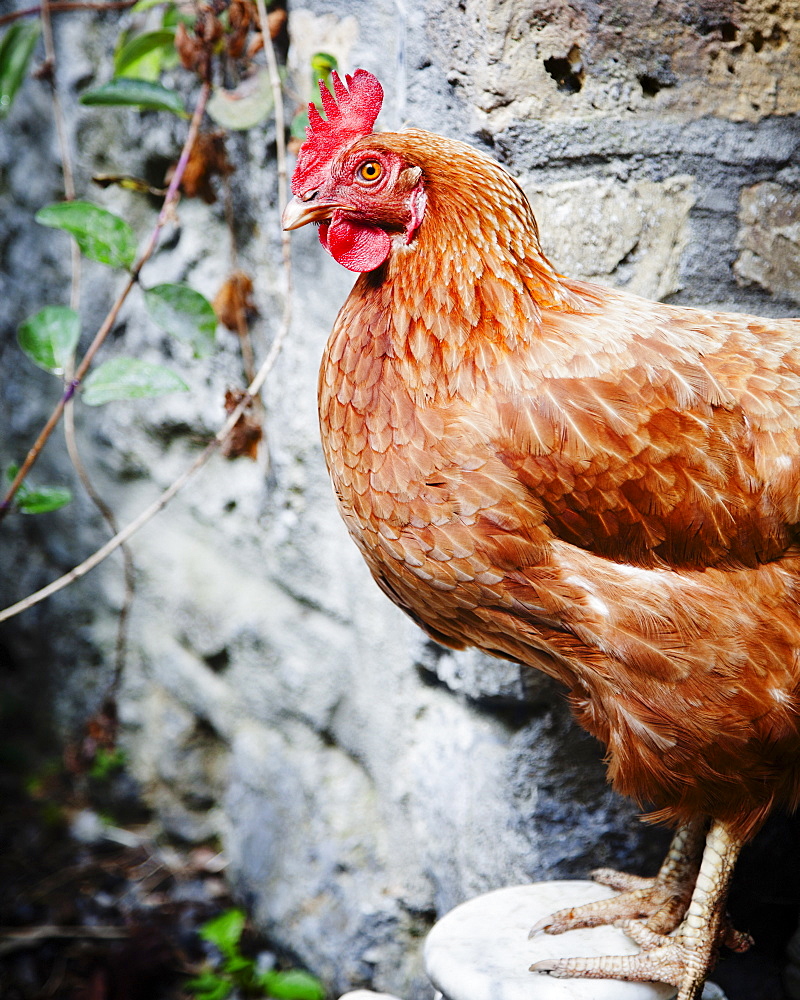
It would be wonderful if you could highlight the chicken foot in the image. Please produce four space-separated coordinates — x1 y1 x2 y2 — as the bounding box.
530 819 707 938
530 821 750 1000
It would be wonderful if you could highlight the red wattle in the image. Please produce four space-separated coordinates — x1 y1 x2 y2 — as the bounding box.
318 217 392 273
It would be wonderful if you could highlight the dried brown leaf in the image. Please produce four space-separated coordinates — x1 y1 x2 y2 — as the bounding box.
228 0 256 31
175 21 203 73
194 5 223 45
213 271 256 332
243 7 285 59
178 131 234 203
222 389 262 460
267 7 287 39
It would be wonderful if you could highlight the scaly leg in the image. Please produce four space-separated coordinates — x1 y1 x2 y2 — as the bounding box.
530 818 707 938
531 821 750 1000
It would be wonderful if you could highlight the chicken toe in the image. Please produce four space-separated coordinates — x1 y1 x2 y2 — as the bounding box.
531 937 704 1000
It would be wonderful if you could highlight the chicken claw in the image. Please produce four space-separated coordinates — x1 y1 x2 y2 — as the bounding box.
530 819 706 938
530 821 749 1000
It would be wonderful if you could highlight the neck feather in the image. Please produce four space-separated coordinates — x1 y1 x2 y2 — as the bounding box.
346 130 584 398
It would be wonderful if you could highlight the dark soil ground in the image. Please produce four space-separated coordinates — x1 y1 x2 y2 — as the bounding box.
0 689 295 1000
1 677 799 1000
0 703 226 999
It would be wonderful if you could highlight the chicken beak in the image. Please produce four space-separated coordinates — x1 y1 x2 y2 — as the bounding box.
282 195 336 231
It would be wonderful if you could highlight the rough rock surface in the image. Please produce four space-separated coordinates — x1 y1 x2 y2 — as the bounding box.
1 1 799 998
427 0 800 127
734 180 800 302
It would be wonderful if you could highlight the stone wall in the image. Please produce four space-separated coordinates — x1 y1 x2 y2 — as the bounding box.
1 1 799 997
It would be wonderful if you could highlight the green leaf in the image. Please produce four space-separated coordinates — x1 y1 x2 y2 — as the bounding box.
310 52 338 107
35 201 137 269
89 747 126 780
5 465 72 515
17 485 73 515
185 971 232 1000
144 283 217 357
221 954 251 976
207 68 274 130
199 909 246 958
161 5 195 28
260 969 326 1000
0 21 41 119
310 51 337 76
290 110 309 140
80 77 187 117
114 28 161 83
114 28 176 81
82 357 188 405
17 306 80 375
130 0 172 11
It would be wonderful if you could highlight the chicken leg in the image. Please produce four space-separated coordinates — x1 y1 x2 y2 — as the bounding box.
530 821 750 1000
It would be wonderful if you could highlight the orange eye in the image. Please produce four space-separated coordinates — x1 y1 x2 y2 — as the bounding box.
358 160 382 182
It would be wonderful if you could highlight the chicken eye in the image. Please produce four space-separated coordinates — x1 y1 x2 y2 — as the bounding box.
357 160 383 183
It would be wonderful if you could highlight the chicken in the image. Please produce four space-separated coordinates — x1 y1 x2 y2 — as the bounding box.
282 69 800 1000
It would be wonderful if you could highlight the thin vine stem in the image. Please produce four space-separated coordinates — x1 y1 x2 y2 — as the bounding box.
0 79 211 521
255 0 292 372
39 0 80 304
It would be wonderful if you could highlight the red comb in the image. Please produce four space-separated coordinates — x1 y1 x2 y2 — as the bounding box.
291 69 384 195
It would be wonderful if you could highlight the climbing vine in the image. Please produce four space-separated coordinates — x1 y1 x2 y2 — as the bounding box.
0 1 339 624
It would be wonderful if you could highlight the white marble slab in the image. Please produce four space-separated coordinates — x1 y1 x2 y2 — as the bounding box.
424 881 680 1000
338 993 405 1000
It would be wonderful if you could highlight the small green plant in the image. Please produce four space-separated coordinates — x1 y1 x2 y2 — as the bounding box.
89 746 127 781
290 50 339 142
5 464 72 515
187 908 325 1000
0 19 41 119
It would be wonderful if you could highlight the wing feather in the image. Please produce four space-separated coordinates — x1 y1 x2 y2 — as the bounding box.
492 285 800 569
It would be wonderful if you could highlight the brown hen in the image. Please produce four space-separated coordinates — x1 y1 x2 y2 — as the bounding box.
283 70 800 1000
